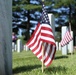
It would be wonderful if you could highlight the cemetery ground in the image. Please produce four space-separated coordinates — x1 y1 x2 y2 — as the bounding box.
13 49 76 75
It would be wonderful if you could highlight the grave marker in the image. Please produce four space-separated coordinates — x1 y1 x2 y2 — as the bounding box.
61 26 68 55
17 39 22 52
68 31 73 54
48 14 55 36
0 0 12 75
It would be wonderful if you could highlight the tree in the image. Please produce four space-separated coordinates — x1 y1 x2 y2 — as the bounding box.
12 0 76 42
12 0 42 40
53 0 76 30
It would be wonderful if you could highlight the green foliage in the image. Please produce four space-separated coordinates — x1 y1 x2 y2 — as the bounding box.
21 4 42 10
54 0 76 8
13 50 76 75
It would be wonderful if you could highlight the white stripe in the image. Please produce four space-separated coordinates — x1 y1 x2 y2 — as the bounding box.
41 30 53 36
41 24 52 28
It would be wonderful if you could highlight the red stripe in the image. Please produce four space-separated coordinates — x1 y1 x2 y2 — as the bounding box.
41 33 54 39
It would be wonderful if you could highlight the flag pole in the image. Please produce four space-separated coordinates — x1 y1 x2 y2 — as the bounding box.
42 45 44 73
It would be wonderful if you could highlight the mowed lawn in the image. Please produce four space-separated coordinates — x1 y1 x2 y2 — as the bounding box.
13 49 76 75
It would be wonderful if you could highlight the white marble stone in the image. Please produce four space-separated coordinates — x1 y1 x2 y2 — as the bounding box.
15 44 17 51
56 42 59 50
12 42 15 52
25 45 29 51
48 14 55 36
61 26 68 55
68 31 73 53
17 39 23 52
59 42 61 50
0 0 12 75
23 45 26 51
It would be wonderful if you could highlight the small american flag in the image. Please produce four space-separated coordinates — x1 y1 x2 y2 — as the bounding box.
60 28 73 47
26 3 56 67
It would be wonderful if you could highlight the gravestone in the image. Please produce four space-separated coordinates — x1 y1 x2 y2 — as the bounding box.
23 45 26 51
25 45 29 51
56 41 59 50
48 14 55 36
61 26 68 55
17 39 22 52
68 31 73 54
12 42 15 52
15 44 17 51
59 42 61 50
0 0 12 75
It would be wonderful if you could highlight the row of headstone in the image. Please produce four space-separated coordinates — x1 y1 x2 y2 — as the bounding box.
12 39 30 52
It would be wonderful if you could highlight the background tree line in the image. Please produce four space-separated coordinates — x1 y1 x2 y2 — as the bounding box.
12 0 76 42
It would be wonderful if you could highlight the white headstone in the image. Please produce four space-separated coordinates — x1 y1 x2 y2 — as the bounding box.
17 39 22 52
12 42 15 52
15 44 17 51
56 42 59 50
48 14 55 36
23 45 26 50
0 0 12 75
59 42 61 50
68 31 73 53
25 45 29 51
61 26 68 55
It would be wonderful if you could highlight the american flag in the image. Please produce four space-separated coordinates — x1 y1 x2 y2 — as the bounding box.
26 3 56 67
60 27 73 47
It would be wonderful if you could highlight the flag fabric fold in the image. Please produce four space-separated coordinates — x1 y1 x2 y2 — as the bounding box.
26 3 56 67
60 28 73 47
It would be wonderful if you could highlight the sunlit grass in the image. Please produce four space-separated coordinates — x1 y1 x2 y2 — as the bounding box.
13 49 76 75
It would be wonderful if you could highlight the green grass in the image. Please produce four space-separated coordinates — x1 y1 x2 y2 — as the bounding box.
13 50 76 75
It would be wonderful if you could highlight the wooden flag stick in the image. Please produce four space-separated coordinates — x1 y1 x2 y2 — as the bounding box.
42 45 44 73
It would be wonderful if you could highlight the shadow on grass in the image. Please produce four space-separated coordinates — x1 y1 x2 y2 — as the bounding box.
55 55 68 60
45 66 67 74
13 65 41 74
